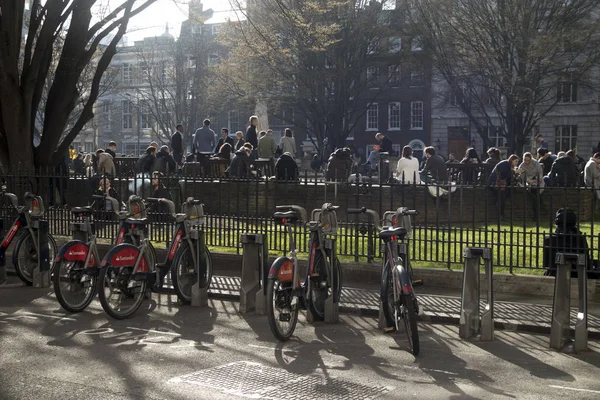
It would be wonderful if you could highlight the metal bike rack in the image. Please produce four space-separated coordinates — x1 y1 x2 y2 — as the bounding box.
549 253 588 352
33 219 51 288
191 229 208 307
459 247 494 341
239 233 269 314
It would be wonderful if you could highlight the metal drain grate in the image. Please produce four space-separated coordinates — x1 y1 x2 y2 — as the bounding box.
170 361 392 400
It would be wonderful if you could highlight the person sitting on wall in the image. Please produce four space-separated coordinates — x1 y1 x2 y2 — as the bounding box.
228 143 254 178
325 147 353 181
364 133 393 170
420 146 449 183
276 152 299 181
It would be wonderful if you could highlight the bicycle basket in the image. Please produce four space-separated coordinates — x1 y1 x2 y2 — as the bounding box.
182 199 205 224
25 194 45 218
127 196 146 218
317 209 338 234
394 207 413 238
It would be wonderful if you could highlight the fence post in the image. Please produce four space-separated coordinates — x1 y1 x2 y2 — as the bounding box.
459 247 494 340
239 233 268 314
550 252 587 352
0 218 5 284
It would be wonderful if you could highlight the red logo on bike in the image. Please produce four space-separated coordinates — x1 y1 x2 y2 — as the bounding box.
1 221 21 247
64 243 88 262
168 230 183 260
109 247 147 271
277 261 294 282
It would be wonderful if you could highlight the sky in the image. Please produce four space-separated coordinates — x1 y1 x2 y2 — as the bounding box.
122 0 237 41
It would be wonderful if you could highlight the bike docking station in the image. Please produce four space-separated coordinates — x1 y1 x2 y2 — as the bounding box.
549 253 588 352
459 247 494 341
191 229 208 307
33 219 51 288
239 233 269 314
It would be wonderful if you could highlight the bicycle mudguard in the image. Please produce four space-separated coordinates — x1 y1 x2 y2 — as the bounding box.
100 243 149 272
268 256 295 282
394 263 413 294
55 241 95 265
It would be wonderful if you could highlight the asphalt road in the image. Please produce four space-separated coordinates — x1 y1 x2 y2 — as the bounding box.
1 276 600 400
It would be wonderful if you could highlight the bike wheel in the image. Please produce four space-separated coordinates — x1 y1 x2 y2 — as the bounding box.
267 277 298 341
14 232 57 286
97 256 149 320
381 265 396 329
401 293 420 356
307 252 337 321
171 243 213 304
53 259 97 312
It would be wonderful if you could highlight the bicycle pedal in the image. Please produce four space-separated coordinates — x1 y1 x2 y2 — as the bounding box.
384 327 396 334
412 280 424 288
156 263 168 269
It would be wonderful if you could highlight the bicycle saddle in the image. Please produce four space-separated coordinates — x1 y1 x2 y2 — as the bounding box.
379 226 407 240
273 211 300 224
125 217 149 226
71 206 94 215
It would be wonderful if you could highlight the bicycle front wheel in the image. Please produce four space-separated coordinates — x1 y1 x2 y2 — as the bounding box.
401 293 420 356
53 259 97 312
14 232 57 286
97 254 149 320
307 253 342 320
267 278 298 341
171 243 213 304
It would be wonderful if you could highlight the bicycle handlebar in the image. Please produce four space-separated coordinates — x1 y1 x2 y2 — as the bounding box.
347 208 383 231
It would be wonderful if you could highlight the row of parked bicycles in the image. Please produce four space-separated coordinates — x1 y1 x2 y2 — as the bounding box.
1 186 423 355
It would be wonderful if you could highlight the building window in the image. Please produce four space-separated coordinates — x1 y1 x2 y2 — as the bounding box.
388 102 401 130
122 63 132 85
410 101 423 130
122 100 132 130
208 54 219 67
410 70 424 86
411 38 423 52
557 73 577 103
139 64 149 84
388 65 401 85
366 103 378 131
367 66 379 87
103 102 111 131
488 126 504 147
84 142 95 154
554 125 577 151
389 37 401 53
449 84 467 106
140 101 152 129
228 110 239 132
367 40 379 54
211 24 220 36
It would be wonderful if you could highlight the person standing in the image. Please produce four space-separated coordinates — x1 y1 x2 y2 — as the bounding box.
258 129 277 159
279 128 296 159
535 134 549 151
215 128 234 153
584 152 600 199
488 154 520 218
234 131 245 150
193 119 216 154
246 115 259 149
171 124 184 166
105 141 117 159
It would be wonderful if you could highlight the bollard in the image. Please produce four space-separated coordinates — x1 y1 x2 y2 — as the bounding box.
239 233 268 314
459 247 494 341
549 253 587 352
33 220 51 288
191 229 208 307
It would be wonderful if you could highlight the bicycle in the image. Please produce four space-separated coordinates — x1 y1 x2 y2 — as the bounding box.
347 206 421 355
145 196 213 304
97 197 212 319
52 194 149 312
267 203 342 341
0 186 57 285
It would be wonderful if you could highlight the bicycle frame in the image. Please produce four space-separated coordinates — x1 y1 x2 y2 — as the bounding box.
0 193 42 267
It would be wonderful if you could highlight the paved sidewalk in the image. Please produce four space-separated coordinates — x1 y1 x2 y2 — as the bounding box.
208 275 600 337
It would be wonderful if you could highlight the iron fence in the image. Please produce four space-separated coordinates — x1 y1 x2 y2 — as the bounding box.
1 170 599 274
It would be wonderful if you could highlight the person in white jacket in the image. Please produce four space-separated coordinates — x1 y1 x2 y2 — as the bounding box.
395 145 421 184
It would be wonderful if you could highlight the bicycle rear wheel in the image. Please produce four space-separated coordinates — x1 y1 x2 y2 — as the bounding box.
171 243 213 304
401 293 420 356
267 277 298 341
381 264 396 329
14 232 57 286
53 259 97 312
307 253 341 320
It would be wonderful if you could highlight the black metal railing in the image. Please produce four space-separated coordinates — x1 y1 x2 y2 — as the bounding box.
1 170 598 274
